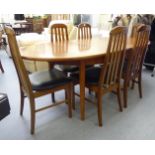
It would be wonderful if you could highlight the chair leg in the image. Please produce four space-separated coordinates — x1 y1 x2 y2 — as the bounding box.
65 90 67 103
29 97 35 135
20 87 25 116
88 89 91 95
51 93 55 103
123 82 128 108
138 75 143 98
95 93 98 98
0 60 4 73
72 85 75 110
97 91 103 126
131 79 135 89
66 84 72 118
116 85 123 112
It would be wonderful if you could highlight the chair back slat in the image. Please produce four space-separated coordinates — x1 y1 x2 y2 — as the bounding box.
52 41 68 56
51 24 68 42
78 23 92 40
131 23 142 37
131 25 150 78
99 26 127 86
5 26 33 96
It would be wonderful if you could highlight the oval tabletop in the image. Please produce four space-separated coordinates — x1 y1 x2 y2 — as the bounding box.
19 36 134 62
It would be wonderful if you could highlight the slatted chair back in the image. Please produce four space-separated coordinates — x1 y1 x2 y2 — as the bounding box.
99 26 127 87
131 23 142 37
5 26 33 96
78 23 92 40
78 39 91 51
52 41 68 56
51 24 68 42
131 25 150 79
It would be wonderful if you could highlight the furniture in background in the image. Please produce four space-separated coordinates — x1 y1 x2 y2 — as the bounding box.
26 17 44 34
122 24 150 108
0 29 7 52
144 18 155 77
50 14 71 21
0 93 10 120
13 22 33 35
5 26 73 134
0 27 12 57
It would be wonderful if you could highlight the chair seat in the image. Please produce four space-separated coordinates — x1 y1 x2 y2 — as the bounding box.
71 66 101 85
61 65 79 73
55 64 93 73
29 68 72 91
54 65 79 73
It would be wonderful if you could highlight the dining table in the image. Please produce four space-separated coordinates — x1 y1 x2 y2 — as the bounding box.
19 34 134 120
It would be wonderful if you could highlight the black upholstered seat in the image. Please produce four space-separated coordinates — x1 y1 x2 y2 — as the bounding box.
71 66 101 85
29 69 72 91
85 67 101 85
54 65 79 73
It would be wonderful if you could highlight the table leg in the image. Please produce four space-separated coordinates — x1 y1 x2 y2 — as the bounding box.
80 61 85 120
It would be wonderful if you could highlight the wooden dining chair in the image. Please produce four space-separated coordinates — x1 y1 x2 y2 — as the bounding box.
122 24 150 108
130 23 142 37
5 26 73 134
50 23 78 103
83 26 127 126
51 24 79 73
51 23 69 42
78 23 92 40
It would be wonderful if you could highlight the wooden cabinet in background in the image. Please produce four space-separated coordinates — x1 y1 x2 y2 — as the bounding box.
26 18 44 33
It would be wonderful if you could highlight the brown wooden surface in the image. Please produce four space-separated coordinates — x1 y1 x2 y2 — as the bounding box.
19 33 134 120
20 37 134 61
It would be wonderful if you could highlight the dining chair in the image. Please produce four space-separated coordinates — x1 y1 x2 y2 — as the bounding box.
50 23 79 103
83 26 127 126
78 23 93 95
78 23 92 40
122 24 150 108
130 23 142 37
5 26 73 134
51 24 79 73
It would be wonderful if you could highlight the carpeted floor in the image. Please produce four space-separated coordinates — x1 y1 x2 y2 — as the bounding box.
0 49 155 140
